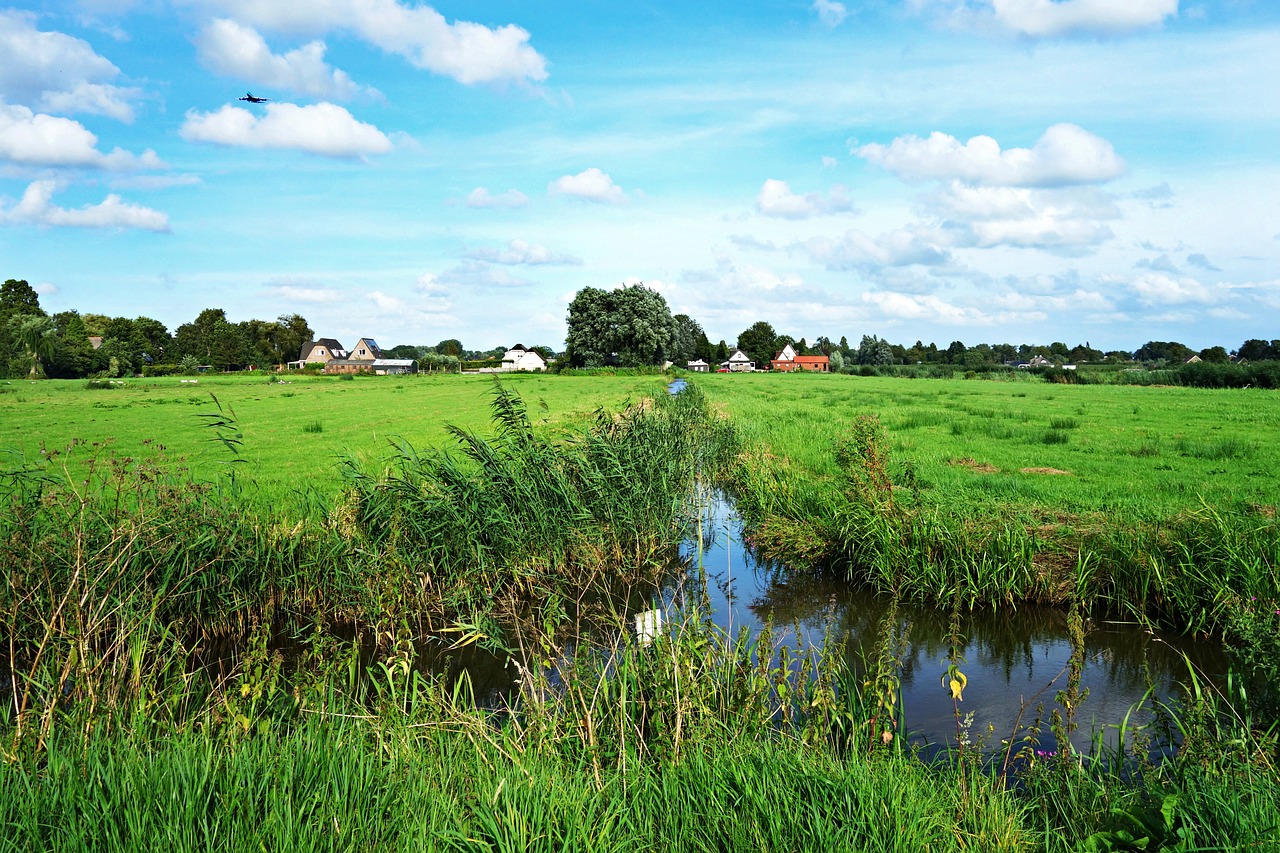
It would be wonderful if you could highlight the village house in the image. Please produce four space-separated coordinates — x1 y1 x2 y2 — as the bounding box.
500 344 547 372
686 359 710 372
292 338 348 368
721 349 755 372
770 343 829 372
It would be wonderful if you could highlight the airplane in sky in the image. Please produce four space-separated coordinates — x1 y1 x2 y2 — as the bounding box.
238 92 271 103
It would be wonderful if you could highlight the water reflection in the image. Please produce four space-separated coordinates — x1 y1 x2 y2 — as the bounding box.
672 490 1227 755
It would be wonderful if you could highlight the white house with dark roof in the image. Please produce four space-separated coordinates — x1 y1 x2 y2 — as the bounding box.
500 344 547 372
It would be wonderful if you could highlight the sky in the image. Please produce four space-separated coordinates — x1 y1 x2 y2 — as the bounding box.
1 0 1278 354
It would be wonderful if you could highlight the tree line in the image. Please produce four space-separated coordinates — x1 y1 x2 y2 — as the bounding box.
563 283 1277 371
4 276 1276 380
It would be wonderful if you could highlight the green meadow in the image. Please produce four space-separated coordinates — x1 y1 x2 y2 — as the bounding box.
0 372 671 500
698 370 1280 519
3 370 1279 851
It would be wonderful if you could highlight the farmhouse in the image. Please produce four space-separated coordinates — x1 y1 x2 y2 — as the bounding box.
293 339 348 367
721 349 755 372
500 345 547 372
770 343 829 372
687 359 710 372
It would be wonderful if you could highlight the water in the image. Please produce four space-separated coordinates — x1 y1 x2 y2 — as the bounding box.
669 489 1227 757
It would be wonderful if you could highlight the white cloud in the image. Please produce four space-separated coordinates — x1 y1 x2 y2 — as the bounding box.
0 180 169 231
908 0 1178 38
0 104 161 169
812 0 848 28
862 290 994 325
800 228 951 271
857 124 1124 187
755 178 856 219
202 0 548 86
465 239 581 266
1127 272 1215 306
0 10 137 121
196 19 374 101
265 284 343 302
460 187 529 208
927 183 1119 250
990 0 1178 38
548 168 628 204
180 102 392 158
436 261 535 288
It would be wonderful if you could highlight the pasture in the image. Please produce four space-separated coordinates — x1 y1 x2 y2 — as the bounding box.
697 370 1280 519
0 372 670 503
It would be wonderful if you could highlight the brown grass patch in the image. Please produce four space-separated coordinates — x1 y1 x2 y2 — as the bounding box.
951 456 1000 474
1021 467 1072 475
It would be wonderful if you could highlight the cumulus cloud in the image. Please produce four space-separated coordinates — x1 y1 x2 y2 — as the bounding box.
549 168 628 204
180 102 392 158
799 228 951 271
0 180 169 231
1127 272 1214 306
755 179 856 219
0 104 162 169
862 290 994 325
989 0 1178 38
928 183 1118 251
200 0 548 86
465 238 581 266
0 10 138 121
857 124 1124 187
812 0 848 28
459 187 529 208
197 19 374 101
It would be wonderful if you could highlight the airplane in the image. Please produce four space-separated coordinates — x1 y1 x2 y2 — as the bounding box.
238 92 271 103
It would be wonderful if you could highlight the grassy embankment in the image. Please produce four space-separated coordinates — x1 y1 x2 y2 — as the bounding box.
2 371 1278 850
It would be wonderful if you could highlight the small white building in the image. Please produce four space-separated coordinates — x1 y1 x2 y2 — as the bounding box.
722 349 755 372
687 359 710 372
501 344 547 372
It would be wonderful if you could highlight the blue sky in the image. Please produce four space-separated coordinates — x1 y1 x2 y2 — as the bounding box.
2 0 1277 353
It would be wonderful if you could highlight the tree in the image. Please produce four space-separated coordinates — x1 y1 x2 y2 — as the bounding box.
8 314 57 378
828 350 845 372
46 311 102 378
1135 341 1194 364
436 339 464 358
1199 345 1230 363
176 308 251 370
945 340 967 364
0 279 43 316
1237 339 1277 362
565 284 677 368
857 334 894 366
735 321 779 368
671 314 706 365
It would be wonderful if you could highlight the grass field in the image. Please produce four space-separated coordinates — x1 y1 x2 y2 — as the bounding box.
697 370 1280 519
0 372 671 504
4 369 1279 851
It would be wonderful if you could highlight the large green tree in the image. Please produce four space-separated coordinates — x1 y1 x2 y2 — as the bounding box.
8 314 57 378
176 308 251 371
0 280 46 377
565 284 676 368
671 313 709 365
735 321 778 368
